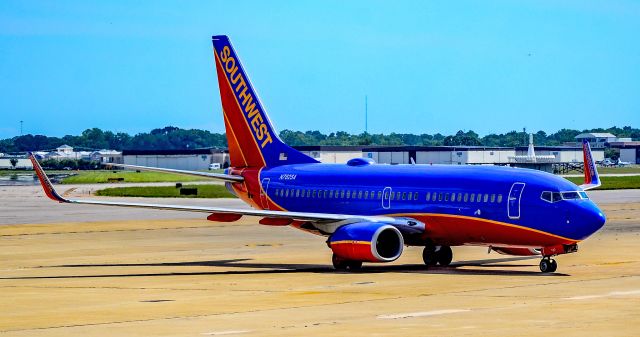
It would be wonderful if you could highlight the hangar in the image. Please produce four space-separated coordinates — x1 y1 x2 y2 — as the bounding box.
610 141 640 164
293 146 364 164
362 146 515 165
122 149 228 171
362 145 603 167
118 144 605 173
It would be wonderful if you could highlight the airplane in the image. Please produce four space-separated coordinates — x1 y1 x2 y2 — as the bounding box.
29 35 606 273
616 159 631 167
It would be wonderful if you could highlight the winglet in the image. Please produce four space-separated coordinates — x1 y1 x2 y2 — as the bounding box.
28 153 68 202
579 140 601 190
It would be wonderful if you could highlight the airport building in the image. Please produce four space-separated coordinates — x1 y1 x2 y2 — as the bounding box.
0 157 33 169
610 142 640 164
570 133 632 148
362 146 515 165
293 146 365 164
116 141 606 173
122 149 228 171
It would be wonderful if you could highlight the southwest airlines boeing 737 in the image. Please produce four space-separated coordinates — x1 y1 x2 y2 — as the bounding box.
30 35 606 273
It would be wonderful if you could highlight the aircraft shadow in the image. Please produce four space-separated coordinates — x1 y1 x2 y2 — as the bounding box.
0 256 569 280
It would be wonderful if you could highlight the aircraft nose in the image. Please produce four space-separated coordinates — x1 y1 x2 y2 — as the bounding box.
581 203 606 238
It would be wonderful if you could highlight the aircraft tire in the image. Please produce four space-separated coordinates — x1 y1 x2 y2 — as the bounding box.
348 261 363 270
436 246 453 266
332 254 349 270
549 259 558 273
539 258 556 273
422 245 437 267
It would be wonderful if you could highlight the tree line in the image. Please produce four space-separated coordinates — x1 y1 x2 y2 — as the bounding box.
1 125 638 153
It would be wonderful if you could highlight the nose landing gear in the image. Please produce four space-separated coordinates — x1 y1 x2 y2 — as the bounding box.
539 257 558 273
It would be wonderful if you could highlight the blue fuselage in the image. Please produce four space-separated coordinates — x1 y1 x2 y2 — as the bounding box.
257 163 606 247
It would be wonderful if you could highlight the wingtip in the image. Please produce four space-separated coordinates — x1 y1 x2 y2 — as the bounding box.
30 153 66 203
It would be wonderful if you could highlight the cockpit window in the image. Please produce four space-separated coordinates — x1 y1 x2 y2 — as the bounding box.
561 192 581 200
541 191 582 203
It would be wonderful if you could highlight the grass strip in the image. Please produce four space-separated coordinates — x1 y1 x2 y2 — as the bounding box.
95 184 235 198
62 171 205 184
565 175 640 190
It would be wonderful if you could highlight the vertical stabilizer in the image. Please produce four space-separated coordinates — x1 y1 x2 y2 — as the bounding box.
211 35 318 168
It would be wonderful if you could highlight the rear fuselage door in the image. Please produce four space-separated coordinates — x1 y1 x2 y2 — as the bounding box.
260 178 271 210
508 182 525 219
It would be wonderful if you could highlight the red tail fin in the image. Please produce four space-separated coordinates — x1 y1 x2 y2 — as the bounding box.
211 35 317 168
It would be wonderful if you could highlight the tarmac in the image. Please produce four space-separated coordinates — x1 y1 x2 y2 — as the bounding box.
1 185 639 336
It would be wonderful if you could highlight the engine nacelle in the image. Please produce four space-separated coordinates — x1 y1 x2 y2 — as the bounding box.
492 247 541 256
328 222 404 262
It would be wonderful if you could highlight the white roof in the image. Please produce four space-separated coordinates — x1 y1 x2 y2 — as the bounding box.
574 133 616 139
95 149 122 155
57 144 73 149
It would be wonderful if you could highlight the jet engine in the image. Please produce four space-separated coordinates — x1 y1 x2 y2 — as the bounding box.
328 222 404 262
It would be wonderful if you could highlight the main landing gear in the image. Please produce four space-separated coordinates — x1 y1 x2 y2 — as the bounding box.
332 254 362 271
422 245 453 268
539 257 558 273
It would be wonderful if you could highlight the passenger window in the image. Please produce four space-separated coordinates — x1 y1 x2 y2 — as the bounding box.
438 193 443 201
363 191 368 199
490 194 495 203
470 193 475 202
401 192 406 200
329 190 334 198
426 192 431 201
414 192 418 200
285 189 290 197
311 190 316 198
444 193 449 202
483 194 489 202
463 193 468 202
497 194 502 203
358 191 363 199
306 190 311 198
456 193 462 202
340 190 345 198
407 192 412 201
346 190 351 199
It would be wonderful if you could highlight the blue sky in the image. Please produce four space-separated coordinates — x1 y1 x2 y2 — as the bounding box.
1 1 638 139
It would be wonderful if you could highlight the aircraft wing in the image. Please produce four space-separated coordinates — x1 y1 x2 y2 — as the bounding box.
29 154 422 234
579 140 601 191
102 163 243 182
